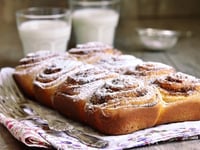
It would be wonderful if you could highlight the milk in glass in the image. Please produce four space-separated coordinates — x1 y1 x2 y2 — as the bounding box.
72 8 119 45
18 20 71 55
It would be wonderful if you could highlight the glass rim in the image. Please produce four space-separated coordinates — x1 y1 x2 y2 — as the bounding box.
16 7 70 19
70 0 120 7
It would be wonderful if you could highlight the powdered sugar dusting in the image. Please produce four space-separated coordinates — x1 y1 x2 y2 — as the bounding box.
154 72 200 96
19 51 61 66
136 61 174 71
69 42 113 54
67 65 117 85
95 55 143 74
87 75 159 109
125 61 175 83
34 58 83 88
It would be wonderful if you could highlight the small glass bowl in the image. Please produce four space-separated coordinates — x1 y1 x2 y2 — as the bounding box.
137 28 180 51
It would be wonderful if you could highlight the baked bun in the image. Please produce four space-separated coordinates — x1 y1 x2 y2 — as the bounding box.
126 61 175 83
94 54 143 74
53 66 118 122
85 75 162 135
13 51 64 98
13 42 200 135
33 58 83 108
68 42 121 64
153 72 200 124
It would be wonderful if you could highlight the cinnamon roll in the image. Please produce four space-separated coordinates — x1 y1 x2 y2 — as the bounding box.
13 50 66 98
68 42 121 64
126 61 175 83
12 42 200 135
33 58 83 108
94 54 143 74
53 66 118 122
153 72 200 124
85 75 162 135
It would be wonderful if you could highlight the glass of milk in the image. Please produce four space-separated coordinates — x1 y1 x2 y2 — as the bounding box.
69 0 120 46
16 7 71 55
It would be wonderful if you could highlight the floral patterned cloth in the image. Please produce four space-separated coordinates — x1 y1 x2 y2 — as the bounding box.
0 112 200 150
0 67 200 150
0 113 50 148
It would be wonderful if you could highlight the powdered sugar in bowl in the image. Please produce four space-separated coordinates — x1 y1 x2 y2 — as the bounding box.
137 28 180 51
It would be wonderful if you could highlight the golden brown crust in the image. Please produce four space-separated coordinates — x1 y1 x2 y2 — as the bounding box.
157 97 200 124
54 81 105 122
13 51 63 98
84 76 163 135
126 61 176 83
53 66 118 122
68 42 121 64
13 44 200 135
33 58 83 108
153 72 200 124
86 104 162 135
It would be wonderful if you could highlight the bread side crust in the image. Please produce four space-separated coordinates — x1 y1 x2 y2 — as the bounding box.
85 102 162 135
157 95 200 124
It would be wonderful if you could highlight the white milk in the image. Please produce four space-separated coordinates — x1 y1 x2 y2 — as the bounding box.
72 8 119 45
18 20 71 55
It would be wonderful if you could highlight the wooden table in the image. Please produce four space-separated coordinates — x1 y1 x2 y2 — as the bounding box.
0 19 200 149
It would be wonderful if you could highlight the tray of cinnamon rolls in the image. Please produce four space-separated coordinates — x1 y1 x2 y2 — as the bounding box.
13 42 200 135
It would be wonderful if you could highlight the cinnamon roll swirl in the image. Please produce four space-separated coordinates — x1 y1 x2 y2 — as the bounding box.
126 61 175 83
53 66 118 122
153 72 200 124
94 54 143 74
33 58 83 108
13 50 66 98
85 75 162 135
68 42 121 64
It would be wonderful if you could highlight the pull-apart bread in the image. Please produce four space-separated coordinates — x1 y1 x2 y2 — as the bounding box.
13 42 200 135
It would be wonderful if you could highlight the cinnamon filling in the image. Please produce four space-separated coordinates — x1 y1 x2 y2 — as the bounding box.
67 68 114 85
90 76 154 106
128 62 175 77
135 89 148 97
154 73 199 96
19 52 59 65
44 66 62 74
136 63 155 71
